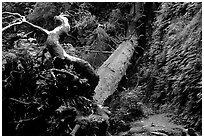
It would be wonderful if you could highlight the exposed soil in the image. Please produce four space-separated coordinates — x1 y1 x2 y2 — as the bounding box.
118 113 191 136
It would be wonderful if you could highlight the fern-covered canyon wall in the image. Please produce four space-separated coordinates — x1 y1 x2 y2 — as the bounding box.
2 2 202 135
123 2 202 132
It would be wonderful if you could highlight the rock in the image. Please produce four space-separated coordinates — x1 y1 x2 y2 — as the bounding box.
151 131 168 136
118 131 129 136
129 127 145 134
130 121 145 127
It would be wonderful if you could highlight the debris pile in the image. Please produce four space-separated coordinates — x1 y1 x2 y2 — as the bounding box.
2 43 110 136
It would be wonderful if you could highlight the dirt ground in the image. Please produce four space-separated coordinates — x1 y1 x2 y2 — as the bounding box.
118 113 193 136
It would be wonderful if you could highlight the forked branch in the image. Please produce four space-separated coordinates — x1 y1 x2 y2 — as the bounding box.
3 11 99 93
2 12 49 34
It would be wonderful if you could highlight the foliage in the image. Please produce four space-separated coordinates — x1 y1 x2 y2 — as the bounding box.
136 2 202 132
2 2 201 135
2 36 99 135
26 2 69 31
2 2 35 15
2 2 132 69
2 2 116 136
86 2 118 21
67 2 131 68
107 89 149 135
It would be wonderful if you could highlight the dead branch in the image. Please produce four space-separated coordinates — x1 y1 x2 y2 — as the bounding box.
9 98 40 106
3 12 99 90
70 124 81 136
9 98 30 105
2 21 24 32
83 50 112 54
23 20 49 34
70 102 111 136
50 68 79 81
2 12 22 18
2 12 49 34
10 116 39 124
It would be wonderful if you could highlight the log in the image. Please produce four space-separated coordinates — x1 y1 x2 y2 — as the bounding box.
94 39 136 105
93 3 144 105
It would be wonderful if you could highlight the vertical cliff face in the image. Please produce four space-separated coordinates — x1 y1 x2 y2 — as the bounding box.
131 2 202 132
110 2 202 134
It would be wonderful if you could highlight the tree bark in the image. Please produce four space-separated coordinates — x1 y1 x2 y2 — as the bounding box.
93 3 146 105
94 38 137 105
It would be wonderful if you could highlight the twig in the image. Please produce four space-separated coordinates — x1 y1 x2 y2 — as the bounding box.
75 46 90 49
2 21 23 32
9 98 30 105
120 28 137 42
83 50 112 54
50 69 57 83
9 98 40 106
24 31 34 37
70 124 81 136
110 37 120 46
2 12 49 35
79 96 92 103
135 73 140 88
2 12 22 17
107 42 116 51
136 22 144 30
3 15 16 20
23 20 49 34
50 68 79 81
9 116 39 124
38 75 54 82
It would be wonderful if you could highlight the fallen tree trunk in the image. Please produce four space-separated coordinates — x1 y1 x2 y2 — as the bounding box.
94 2 145 105
94 38 137 105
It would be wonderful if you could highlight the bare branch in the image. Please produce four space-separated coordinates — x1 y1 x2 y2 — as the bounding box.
3 15 16 20
70 124 81 136
9 98 30 105
2 12 22 17
2 12 99 92
52 14 70 35
2 12 49 35
83 50 112 54
23 20 49 34
2 21 23 32
10 116 39 124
